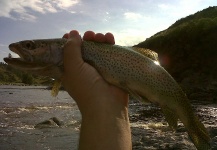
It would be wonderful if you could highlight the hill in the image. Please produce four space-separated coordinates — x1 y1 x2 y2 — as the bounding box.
137 6 217 78
136 6 217 102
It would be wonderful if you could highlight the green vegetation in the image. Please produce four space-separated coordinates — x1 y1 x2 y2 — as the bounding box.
0 62 52 85
136 6 217 80
169 6 217 29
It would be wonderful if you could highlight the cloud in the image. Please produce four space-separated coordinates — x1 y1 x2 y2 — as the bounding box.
53 0 79 9
158 4 171 10
124 12 143 21
0 0 79 21
112 28 147 46
115 34 146 46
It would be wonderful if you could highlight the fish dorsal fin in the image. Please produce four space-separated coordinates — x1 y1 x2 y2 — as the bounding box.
132 47 159 62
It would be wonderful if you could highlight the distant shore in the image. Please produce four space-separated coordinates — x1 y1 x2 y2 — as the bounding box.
0 83 44 86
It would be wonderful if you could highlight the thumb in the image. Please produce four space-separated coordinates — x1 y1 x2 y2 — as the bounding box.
63 31 83 74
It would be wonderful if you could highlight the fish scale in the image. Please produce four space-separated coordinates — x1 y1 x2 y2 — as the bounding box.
82 42 177 96
4 38 211 150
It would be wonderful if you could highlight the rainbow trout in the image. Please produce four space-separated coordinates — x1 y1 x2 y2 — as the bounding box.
4 38 210 150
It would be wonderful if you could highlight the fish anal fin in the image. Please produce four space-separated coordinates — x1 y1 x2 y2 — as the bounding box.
161 107 178 130
132 47 159 62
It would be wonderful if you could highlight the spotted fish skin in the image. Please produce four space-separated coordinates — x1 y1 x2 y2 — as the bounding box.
4 39 210 150
82 41 211 150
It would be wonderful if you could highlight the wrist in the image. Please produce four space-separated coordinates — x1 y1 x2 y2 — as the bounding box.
79 95 132 150
81 94 129 121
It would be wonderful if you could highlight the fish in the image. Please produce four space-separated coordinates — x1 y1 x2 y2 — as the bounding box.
4 38 210 150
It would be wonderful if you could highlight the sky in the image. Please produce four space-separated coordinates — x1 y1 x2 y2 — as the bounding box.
0 0 217 62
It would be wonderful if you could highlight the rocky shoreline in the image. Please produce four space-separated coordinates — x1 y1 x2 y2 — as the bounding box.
129 101 217 150
34 100 217 150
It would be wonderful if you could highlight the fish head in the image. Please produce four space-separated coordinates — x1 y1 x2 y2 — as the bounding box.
4 38 67 79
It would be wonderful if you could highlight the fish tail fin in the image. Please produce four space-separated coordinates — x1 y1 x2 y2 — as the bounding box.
187 116 211 150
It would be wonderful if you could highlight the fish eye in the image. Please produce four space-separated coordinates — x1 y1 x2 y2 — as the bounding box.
22 40 35 50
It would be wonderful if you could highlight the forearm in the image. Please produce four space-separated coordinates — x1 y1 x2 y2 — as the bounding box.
78 97 132 150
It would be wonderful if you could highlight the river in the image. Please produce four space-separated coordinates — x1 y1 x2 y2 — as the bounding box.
0 85 80 150
0 85 216 150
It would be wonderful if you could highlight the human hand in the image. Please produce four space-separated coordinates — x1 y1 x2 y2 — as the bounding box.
61 30 132 150
62 30 129 116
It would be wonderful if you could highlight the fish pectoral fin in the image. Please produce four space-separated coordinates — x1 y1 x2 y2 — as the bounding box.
132 47 159 62
51 79 62 97
161 107 178 130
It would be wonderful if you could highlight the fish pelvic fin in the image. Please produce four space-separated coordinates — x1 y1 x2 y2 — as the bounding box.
187 116 211 150
161 107 178 130
119 82 150 104
129 92 150 104
51 79 62 97
132 47 159 62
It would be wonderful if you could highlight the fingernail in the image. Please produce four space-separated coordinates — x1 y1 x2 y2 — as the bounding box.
94 33 106 43
105 33 115 45
83 31 95 41
69 30 80 38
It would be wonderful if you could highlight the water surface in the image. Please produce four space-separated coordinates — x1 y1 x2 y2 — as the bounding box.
0 85 81 150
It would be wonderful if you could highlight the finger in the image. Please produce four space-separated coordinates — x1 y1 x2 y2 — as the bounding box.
105 32 115 45
94 33 106 43
83 31 95 41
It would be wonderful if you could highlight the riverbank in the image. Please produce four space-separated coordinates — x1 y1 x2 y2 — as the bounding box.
0 86 216 149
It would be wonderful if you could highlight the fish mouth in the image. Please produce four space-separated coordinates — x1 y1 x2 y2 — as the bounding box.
4 57 50 70
4 43 48 70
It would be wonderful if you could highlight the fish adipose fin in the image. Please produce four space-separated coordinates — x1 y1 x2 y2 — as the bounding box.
161 107 178 130
132 47 159 62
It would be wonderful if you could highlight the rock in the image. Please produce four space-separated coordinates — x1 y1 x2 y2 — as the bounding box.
176 126 187 133
51 117 64 126
34 117 63 129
